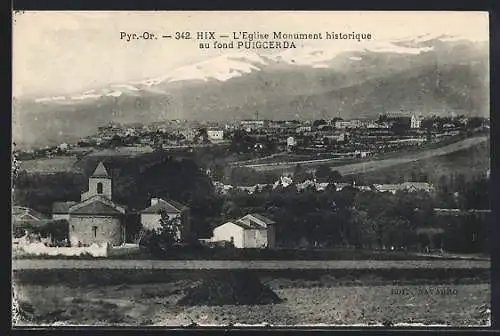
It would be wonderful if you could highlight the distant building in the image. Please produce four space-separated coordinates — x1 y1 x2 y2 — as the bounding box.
372 182 434 194
13 206 52 235
207 128 224 142
57 143 69 152
211 213 276 248
335 120 361 129
296 126 312 133
240 120 267 131
52 162 127 247
179 129 196 142
410 115 421 129
140 198 191 242
324 133 346 143
13 206 49 223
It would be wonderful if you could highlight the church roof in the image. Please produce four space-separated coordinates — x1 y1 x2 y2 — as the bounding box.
70 200 124 216
91 162 110 178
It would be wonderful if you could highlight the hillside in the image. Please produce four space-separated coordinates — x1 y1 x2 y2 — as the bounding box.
13 37 489 148
351 139 490 185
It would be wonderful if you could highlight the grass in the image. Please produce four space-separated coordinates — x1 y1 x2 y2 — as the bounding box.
12 274 490 326
12 247 479 261
18 156 79 174
12 267 490 287
87 146 155 157
352 138 490 185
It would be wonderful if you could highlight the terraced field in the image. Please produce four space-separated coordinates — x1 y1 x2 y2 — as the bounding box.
243 136 488 173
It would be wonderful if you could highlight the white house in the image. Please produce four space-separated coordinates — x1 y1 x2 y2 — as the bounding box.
372 182 434 194
207 129 224 142
140 198 191 241
211 213 276 248
410 114 422 129
286 136 296 147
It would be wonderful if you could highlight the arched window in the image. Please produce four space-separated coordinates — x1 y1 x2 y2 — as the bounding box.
97 182 103 194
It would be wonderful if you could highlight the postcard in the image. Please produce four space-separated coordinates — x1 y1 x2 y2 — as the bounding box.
12 11 491 328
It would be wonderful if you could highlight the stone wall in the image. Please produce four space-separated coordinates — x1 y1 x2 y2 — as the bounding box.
69 215 123 246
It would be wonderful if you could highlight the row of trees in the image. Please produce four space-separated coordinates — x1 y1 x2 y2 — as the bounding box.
13 154 489 253
218 186 488 252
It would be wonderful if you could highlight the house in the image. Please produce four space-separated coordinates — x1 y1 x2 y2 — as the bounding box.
207 128 224 142
372 182 434 194
179 128 197 142
211 213 276 248
335 120 361 129
12 207 66 246
401 182 434 193
140 198 191 242
13 206 49 224
240 120 267 131
410 114 422 129
52 162 127 246
296 126 312 133
13 206 52 234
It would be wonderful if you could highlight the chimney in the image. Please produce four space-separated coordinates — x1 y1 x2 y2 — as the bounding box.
151 198 159 206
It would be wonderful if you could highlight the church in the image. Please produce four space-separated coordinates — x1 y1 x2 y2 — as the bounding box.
52 162 126 247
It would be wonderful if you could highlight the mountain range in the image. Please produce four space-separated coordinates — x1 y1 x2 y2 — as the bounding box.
12 34 489 148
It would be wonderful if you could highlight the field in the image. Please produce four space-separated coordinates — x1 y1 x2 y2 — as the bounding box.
352 138 490 184
18 156 79 174
11 246 492 261
12 259 491 270
244 135 488 173
13 269 490 327
86 146 155 157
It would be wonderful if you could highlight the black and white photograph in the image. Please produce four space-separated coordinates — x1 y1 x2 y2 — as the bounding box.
11 11 491 327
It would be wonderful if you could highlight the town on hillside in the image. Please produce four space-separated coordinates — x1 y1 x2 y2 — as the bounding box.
12 112 491 258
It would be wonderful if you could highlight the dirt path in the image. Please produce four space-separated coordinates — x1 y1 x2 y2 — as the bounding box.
12 259 490 270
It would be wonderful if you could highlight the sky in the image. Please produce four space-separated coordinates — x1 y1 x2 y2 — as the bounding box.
12 11 489 98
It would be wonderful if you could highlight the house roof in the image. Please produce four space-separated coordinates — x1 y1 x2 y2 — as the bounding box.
91 162 110 178
141 198 189 214
70 200 124 216
238 213 275 228
52 201 78 214
12 206 49 221
217 220 263 230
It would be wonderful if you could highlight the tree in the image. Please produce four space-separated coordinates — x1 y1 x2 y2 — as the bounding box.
293 164 308 183
141 210 182 255
212 163 226 182
313 119 327 128
390 118 410 135
349 208 377 249
315 164 331 182
467 117 484 130
328 170 343 183
110 134 124 148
